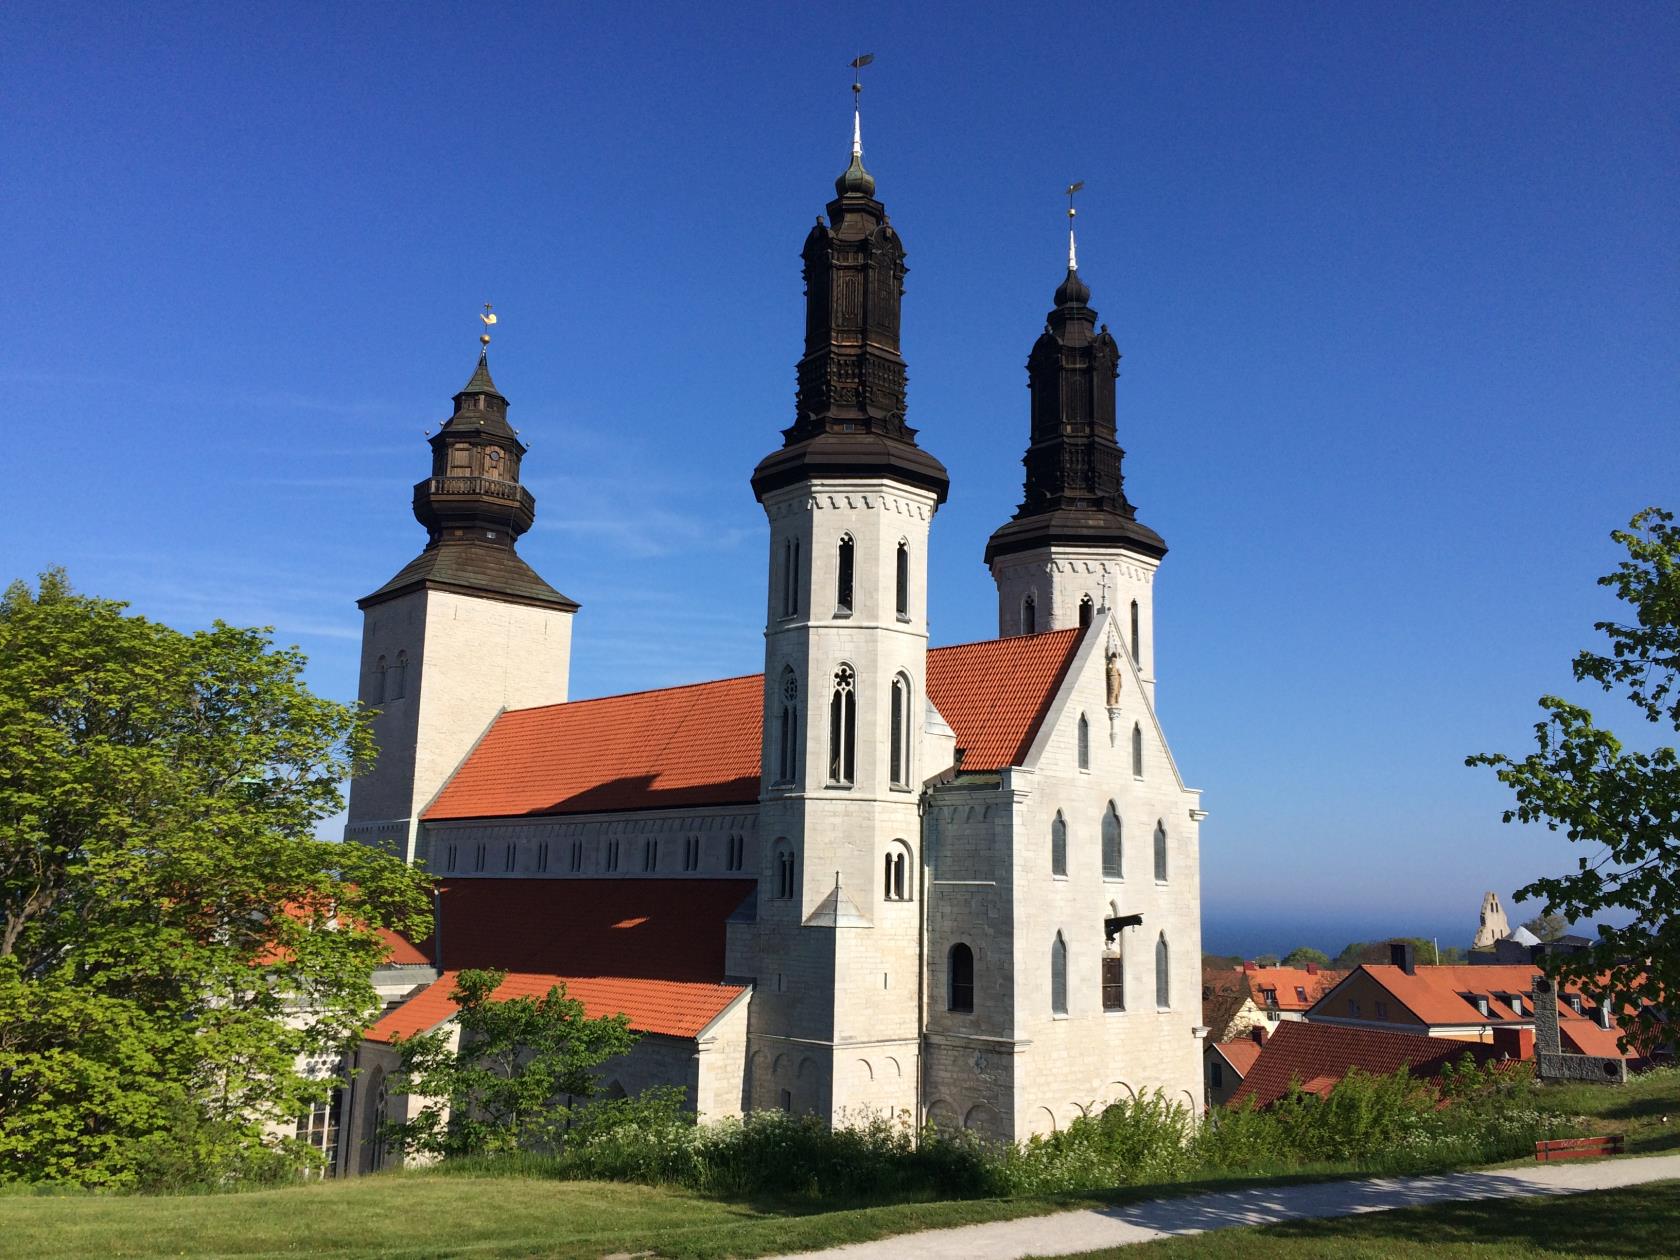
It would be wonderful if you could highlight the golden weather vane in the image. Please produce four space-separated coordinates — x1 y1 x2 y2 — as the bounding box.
479 302 497 350
1066 181 1084 271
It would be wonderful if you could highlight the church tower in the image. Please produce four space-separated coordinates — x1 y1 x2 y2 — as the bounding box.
984 206 1167 695
743 85 948 1120
346 328 578 865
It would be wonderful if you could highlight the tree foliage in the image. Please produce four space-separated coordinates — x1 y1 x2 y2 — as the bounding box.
1520 912 1570 943
0 571 431 1186
1469 508 1679 1053
1281 946 1331 968
385 968 641 1159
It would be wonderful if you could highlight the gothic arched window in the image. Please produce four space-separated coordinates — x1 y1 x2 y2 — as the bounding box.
948 943 974 1012
1154 820 1168 883
1079 595 1094 628
829 664 856 785
1130 599 1141 666
390 650 407 700
1051 811 1068 877
775 844 796 900
1051 932 1068 1016
1077 713 1090 770
1023 593 1037 635
1132 722 1144 778
883 840 911 902
836 533 855 614
372 655 387 704
890 673 911 787
777 667 799 784
1102 802 1123 880
1155 932 1170 1009
782 537 800 618
895 540 910 619
1103 908 1125 1011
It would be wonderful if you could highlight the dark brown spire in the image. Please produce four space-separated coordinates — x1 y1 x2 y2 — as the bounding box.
751 136 947 503
361 351 577 611
984 268 1165 566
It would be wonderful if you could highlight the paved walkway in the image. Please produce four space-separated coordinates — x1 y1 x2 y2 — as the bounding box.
779 1154 1680 1259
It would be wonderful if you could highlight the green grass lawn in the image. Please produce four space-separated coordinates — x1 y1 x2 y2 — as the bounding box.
1536 1067 1680 1156
1053 1179 1680 1258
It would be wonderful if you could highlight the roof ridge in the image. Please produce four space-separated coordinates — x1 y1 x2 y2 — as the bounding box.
928 625 1083 655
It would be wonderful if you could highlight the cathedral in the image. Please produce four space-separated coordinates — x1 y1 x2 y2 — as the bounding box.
334 108 1206 1171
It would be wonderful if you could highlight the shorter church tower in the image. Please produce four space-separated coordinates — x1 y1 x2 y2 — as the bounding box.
346 329 578 865
985 207 1166 695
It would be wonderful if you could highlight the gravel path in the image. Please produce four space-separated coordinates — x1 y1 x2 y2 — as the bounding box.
777 1154 1680 1259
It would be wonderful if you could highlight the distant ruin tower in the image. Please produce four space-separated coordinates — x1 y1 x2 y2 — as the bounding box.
1472 891 1511 949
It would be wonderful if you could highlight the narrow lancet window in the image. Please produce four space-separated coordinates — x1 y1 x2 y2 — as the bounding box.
890 674 909 786
390 650 407 700
829 664 856 784
1077 713 1090 769
1051 811 1068 877
895 540 909 618
1023 593 1037 635
782 538 800 617
1102 802 1122 879
1154 820 1168 882
836 534 855 614
1156 932 1170 1009
1130 599 1141 666
777 668 799 783
1051 932 1068 1015
1079 595 1093 628
1132 722 1144 777
948 944 975 1012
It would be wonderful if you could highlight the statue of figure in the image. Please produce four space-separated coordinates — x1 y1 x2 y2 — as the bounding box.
1105 650 1123 707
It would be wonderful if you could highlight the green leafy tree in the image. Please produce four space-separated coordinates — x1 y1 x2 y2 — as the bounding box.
1521 912 1570 943
385 968 642 1159
0 571 431 1186
1281 947 1330 968
1469 508 1679 1053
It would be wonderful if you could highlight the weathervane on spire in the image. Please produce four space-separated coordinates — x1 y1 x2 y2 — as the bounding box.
850 53 873 158
479 302 497 351
1066 181 1084 271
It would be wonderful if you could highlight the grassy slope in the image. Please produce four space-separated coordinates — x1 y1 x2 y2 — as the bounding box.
1052 1179 1680 1258
1535 1067 1680 1156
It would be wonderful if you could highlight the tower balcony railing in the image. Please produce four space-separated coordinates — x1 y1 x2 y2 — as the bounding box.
422 476 534 512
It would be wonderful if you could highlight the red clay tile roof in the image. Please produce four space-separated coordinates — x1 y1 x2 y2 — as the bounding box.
430 878 751 981
1228 1021 1503 1109
1212 1039 1262 1075
425 629 1085 820
1241 966 1345 1013
367 970 745 1042
377 926 432 966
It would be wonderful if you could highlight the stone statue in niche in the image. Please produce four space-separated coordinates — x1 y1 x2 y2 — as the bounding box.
1105 649 1123 707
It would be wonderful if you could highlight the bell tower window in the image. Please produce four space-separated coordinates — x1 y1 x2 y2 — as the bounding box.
828 664 856 785
390 650 407 700
1079 595 1093 628
895 540 909 619
1023 593 1037 635
776 668 799 785
890 674 911 787
836 534 855 615
1130 600 1141 667
782 538 800 618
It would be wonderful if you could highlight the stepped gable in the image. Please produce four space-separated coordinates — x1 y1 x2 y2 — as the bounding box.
424 628 1084 821
1229 1021 1503 1109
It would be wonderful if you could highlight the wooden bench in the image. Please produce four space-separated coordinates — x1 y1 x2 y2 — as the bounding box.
1535 1135 1624 1162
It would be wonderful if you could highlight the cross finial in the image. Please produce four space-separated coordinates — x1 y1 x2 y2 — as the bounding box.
1066 181 1085 271
478 302 497 351
1098 567 1110 613
850 53 874 158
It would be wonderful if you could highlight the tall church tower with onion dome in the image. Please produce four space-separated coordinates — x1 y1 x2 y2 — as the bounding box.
739 64 948 1121
985 195 1167 699
346 318 579 865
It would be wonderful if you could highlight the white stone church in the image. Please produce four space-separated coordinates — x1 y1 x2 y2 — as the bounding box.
332 120 1206 1174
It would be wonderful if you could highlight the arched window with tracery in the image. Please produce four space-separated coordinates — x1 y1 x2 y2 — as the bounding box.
1102 802 1123 879
775 844 796 900
1022 593 1037 635
836 533 855 614
895 539 909 619
1077 713 1090 770
948 943 974 1012
1051 811 1068 877
883 840 911 902
1051 932 1068 1015
1132 722 1144 777
1155 932 1170 1009
829 664 856 784
1154 820 1168 882
777 667 799 784
890 673 911 787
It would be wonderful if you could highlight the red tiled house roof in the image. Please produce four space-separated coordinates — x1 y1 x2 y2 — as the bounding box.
369 878 753 1043
1210 1038 1262 1076
426 628 1084 821
1241 965 1345 1013
1229 1021 1504 1109
367 971 746 1043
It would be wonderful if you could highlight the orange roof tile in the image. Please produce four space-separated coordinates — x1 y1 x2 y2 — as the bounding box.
367 970 745 1042
1212 1039 1262 1075
1242 966 1345 1012
425 629 1085 820
1229 1021 1504 1109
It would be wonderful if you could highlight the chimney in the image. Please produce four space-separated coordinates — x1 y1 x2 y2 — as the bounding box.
1243 961 1257 973
1250 1025 1268 1046
1306 963 1319 975
1389 941 1416 975
1492 1025 1535 1061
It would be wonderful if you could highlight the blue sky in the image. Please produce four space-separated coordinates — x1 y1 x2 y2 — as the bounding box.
7 3 1676 954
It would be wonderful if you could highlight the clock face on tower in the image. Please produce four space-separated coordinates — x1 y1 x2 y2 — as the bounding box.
486 447 503 478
